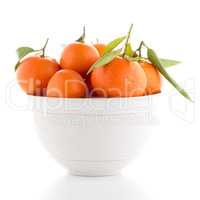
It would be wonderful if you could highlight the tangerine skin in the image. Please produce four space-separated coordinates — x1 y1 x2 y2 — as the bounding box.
93 43 106 56
60 42 100 76
85 74 98 97
47 69 87 98
16 56 60 96
90 57 147 97
139 61 161 94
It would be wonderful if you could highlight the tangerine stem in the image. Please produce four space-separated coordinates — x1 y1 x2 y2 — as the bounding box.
123 24 133 57
41 38 49 57
76 26 86 43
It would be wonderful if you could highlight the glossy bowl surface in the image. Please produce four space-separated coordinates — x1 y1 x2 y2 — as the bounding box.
30 94 160 176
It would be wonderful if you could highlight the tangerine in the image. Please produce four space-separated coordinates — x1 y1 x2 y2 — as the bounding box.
16 56 60 95
139 61 161 94
90 57 147 97
47 69 87 98
93 43 106 56
60 42 100 76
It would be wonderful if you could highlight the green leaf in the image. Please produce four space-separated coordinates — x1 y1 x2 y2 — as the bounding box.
160 58 181 68
16 47 34 59
15 47 34 71
124 43 134 57
126 56 145 62
104 36 126 54
87 49 122 74
147 48 192 101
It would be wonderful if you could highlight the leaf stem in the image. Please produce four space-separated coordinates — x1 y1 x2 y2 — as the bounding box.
122 24 133 57
136 41 148 57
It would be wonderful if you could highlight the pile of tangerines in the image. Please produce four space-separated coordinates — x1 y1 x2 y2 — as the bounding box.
15 25 191 100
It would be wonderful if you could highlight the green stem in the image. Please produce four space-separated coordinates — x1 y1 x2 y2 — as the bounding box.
122 24 133 57
76 26 86 43
41 38 49 57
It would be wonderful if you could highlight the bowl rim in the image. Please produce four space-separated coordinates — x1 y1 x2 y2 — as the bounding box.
28 92 161 102
28 93 161 115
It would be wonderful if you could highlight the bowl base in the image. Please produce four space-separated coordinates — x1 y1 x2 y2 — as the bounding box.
69 170 120 177
64 160 129 177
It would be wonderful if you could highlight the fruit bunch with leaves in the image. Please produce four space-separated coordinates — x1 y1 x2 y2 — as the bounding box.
87 24 191 101
15 25 192 101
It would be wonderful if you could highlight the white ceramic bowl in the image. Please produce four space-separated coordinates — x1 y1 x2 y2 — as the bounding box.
29 94 160 176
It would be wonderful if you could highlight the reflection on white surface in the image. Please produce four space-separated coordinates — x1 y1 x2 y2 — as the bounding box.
43 175 148 200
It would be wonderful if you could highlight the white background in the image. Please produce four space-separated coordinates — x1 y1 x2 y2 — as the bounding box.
0 0 200 199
